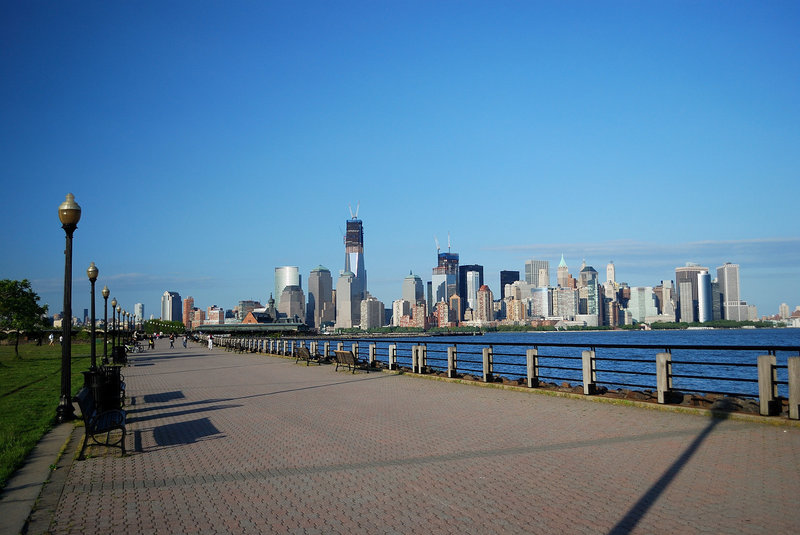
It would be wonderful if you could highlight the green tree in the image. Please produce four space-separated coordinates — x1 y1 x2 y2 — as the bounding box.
0 279 48 358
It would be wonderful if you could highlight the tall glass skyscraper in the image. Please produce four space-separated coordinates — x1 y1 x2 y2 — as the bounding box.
274 266 300 308
344 218 367 301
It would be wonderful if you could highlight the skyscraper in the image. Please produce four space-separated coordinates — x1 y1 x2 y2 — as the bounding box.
277 286 305 322
274 266 300 308
402 272 424 305
717 262 742 320
134 303 144 326
432 250 459 305
335 271 356 329
697 271 712 323
557 254 573 289
458 264 483 309
161 291 181 322
465 270 481 310
307 266 334 329
675 264 709 323
499 270 520 299
344 216 367 302
525 259 550 288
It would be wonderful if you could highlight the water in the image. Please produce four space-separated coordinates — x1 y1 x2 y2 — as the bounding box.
351 329 800 398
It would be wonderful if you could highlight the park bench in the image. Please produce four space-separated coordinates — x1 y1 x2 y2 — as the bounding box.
333 350 370 374
295 346 324 366
99 364 126 410
74 387 127 459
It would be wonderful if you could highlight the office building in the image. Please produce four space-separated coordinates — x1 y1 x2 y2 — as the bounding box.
237 300 262 322
392 299 410 326
557 254 572 288
628 287 659 323
134 303 144 325
525 259 550 288
499 270 520 299
675 264 709 323
274 266 300 308
432 250 459 305
278 285 305 322
458 264 483 310
307 266 334 329
344 216 367 303
161 291 182 322
717 263 742 320
207 306 224 325
335 271 357 329
402 272 424 305
465 270 481 310
697 271 712 323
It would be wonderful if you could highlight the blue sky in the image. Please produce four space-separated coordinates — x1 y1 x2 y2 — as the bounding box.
1 1 799 320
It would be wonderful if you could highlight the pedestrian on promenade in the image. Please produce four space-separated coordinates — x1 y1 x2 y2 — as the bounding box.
182 334 188 348
48 333 54 346
148 336 155 350
59 335 63 346
169 333 175 348
208 334 213 350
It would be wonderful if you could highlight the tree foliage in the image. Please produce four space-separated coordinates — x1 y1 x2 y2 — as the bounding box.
0 279 48 358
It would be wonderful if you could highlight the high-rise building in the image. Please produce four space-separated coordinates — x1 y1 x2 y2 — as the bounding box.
237 300 262 321
182 297 194 328
530 287 551 318
360 295 384 329
193 309 206 326
675 264 709 322
134 303 144 325
475 285 494 324
717 262 742 320
557 254 571 289
628 287 659 323
578 266 599 316
458 264 483 310
161 291 181 322
780 303 790 319
525 259 550 288
697 271 712 323
344 216 367 302
499 270 520 299
432 250 459 305
274 267 300 308
606 261 616 285
335 271 356 329
307 266 334 329
402 272 424 305
278 286 305 322
392 299 410 326
465 270 481 310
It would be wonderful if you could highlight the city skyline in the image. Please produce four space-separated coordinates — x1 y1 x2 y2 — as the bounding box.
1 2 798 320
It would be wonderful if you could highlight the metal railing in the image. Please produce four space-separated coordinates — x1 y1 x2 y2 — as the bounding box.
209 335 800 419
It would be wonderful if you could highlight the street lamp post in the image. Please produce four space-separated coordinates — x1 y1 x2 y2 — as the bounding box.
110 298 117 355
56 193 81 424
87 262 98 370
116 305 122 348
102 286 109 364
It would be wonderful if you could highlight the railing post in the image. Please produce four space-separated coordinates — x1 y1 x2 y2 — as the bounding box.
337 342 343 352
290 340 295 357
369 343 376 367
482 347 493 382
526 348 539 388
758 354 779 416
788 357 800 420
282 340 287 356
656 352 672 404
411 345 419 373
388 344 397 370
324 341 330 359
582 350 597 395
420 344 427 373
447 346 457 378
351 342 358 361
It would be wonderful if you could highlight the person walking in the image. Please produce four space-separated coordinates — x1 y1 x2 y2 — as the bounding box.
48 333 54 346
182 334 188 348
208 334 213 350
169 333 175 349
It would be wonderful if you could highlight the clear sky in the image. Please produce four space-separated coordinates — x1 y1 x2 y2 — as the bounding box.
2 1 799 321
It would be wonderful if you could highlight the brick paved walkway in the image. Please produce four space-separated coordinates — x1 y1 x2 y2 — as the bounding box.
35 339 800 534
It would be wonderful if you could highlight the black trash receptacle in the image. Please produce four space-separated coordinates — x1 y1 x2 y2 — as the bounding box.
111 346 127 365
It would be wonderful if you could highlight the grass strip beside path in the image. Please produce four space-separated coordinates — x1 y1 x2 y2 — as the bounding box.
0 342 94 488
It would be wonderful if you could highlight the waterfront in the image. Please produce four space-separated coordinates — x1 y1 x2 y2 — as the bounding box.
356 328 800 399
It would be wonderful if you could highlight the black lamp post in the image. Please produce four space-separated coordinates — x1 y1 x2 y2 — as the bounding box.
87 262 98 370
56 193 81 423
116 305 122 347
102 286 109 364
110 297 117 354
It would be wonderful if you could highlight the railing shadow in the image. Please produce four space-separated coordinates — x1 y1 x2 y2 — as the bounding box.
607 412 730 535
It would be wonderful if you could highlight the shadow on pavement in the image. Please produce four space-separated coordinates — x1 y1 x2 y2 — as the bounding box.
153 417 222 447
607 412 730 535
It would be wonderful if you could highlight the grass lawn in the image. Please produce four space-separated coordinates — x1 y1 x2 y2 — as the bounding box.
0 340 96 489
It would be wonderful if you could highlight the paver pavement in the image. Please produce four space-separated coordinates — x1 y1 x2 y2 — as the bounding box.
28 339 800 534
